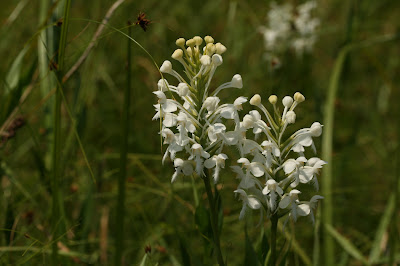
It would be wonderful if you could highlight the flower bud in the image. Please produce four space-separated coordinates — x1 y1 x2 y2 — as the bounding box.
160 60 173 73
177 83 189 96
204 35 214 44
203 97 220 112
200 55 211 66
310 122 322 137
176 38 185 48
285 111 296 124
268 95 278 105
186 47 193 56
282 96 293 108
250 94 261 106
294 92 305 103
157 79 169 92
171 49 183 60
186 38 195 47
193 36 203 46
242 115 254 128
231 74 243 88
212 54 223 66
206 43 216 54
215 42 227 54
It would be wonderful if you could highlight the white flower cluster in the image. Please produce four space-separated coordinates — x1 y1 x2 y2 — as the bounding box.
153 36 243 184
153 36 324 224
233 93 325 222
259 1 320 60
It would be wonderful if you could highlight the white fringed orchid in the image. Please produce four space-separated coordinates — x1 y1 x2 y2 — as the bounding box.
230 92 325 223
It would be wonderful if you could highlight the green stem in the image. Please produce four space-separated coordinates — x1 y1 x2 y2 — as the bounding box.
203 173 225 266
51 0 71 264
270 213 278 266
115 24 132 266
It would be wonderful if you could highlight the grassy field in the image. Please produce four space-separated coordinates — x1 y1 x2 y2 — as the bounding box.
0 0 399 265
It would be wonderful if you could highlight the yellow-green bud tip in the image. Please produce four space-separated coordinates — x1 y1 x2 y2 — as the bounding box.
268 95 278 105
294 92 305 103
186 38 195 47
176 38 185 47
193 36 203 46
206 43 216 55
215 42 227 54
204 36 214 44
171 49 183 60
250 94 262 106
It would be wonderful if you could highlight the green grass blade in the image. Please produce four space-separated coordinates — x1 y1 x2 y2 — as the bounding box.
4 46 29 94
325 224 369 264
369 193 395 263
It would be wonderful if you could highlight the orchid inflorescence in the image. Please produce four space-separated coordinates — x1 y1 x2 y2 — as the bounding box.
153 35 324 224
232 93 325 223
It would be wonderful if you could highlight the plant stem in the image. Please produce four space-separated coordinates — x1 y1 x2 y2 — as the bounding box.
51 0 71 264
270 213 278 266
203 172 225 266
115 24 132 266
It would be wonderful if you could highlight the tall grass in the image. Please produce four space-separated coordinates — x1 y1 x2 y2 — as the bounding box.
50 0 71 263
114 22 132 266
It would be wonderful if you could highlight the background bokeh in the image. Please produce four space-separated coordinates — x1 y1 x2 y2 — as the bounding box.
0 0 399 265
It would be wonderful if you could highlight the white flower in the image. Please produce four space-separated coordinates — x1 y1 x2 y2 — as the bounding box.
261 140 280 168
305 195 323 223
291 122 323 153
298 157 326 190
188 143 210 176
202 97 220 114
171 158 194 183
217 96 248 127
204 153 228 183
242 110 269 135
231 166 259 189
237 158 265 177
207 123 226 143
279 189 310 221
234 189 262 220
153 91 177 113
176 112 196 146
283 157 308 187
161 128 183 163
262 179 283 211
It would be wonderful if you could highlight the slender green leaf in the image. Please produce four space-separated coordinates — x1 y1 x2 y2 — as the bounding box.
325 224 369 264
4 46 29 93
369 193 395 263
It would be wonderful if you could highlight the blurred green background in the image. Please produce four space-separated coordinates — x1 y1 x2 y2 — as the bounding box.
0 0 399 265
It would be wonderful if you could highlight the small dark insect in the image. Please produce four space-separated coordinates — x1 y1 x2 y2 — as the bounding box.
49 60 58 71
144 245 151 254
135 12 151 32
56 18 63 27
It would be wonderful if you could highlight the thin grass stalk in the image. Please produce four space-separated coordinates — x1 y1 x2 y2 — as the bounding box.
203 172 225 266
321 48 347 266
390 109 400 265
114 24 132 266
51 0 71 263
